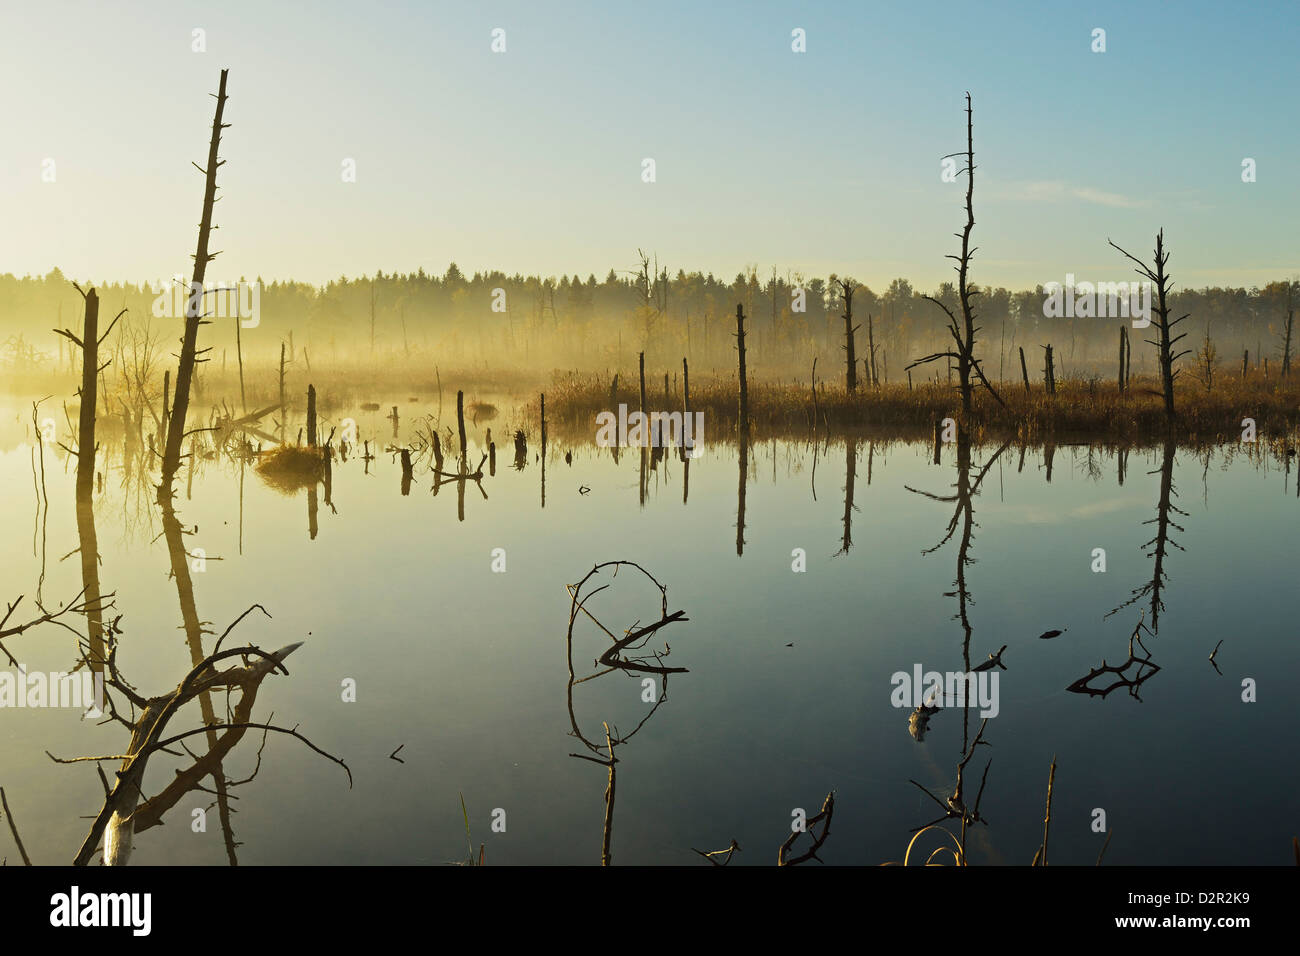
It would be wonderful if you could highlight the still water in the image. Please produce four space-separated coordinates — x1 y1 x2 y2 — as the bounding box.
1 399 1296 865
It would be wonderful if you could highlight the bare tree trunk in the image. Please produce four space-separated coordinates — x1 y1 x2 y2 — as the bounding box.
638 352 646 429
908 93 1003 413
75 290 100 499
1118 326 1128 393
839 280 858 392
159 69 230 503
278 342 286 442
457 390 468 463
234 314 246 414
1283 310 1294 378
867 311 878 386
306 384 317 447
735 305 749 434
1019 346 1030 394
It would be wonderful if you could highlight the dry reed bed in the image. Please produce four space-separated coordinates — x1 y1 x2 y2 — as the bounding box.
531 370 1300 446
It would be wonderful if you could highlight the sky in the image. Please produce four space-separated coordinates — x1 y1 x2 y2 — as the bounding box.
1 0 1296 292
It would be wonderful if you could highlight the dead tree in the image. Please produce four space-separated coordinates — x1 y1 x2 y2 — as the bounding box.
306 384 317 446
1042 345 1056 394
778 791 836 865
735 304 750 434
907 93 1004 414
159 69 230 503
234 314 246 413
1281 286 1295 378
1118 326 1129 393
54 629 350 865
54 285 124 499
866 312 879 386
1019 345 1030 394
1196 323 1217 392
1109 229 1190 420
836 278 859 392
638 352 647 423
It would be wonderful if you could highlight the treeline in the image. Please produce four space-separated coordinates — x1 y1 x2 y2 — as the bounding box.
2 264 1296 381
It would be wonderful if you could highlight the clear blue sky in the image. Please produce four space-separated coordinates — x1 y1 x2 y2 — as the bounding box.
1 0 1295 291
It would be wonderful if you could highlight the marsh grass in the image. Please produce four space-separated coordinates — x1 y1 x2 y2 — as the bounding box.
534 369 1300 445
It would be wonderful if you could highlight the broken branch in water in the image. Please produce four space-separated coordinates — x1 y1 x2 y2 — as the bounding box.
972 644 1007 672
778 791 835 865
1066 614 1160 700
908 717 992 835
49 621 348 865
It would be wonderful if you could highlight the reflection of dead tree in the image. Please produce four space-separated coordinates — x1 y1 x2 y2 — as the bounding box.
1106 437 1183 630
834 437 858 555
564 561 689 864
904 435 1002 859
1066 613 1161 701
50 613 350 866
428 391 488 522
906 432 1012 752
778 791 835 865
736 435 748 555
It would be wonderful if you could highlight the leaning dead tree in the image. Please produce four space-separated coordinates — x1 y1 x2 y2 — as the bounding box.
159 69 231 503
907 93 1004 415
45 605 350 866
1108 229 1190 420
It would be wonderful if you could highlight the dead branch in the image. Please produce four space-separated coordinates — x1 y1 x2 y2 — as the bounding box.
0 786 33 866
778 791 835 865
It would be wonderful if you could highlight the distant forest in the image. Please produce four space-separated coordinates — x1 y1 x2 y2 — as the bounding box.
3 262 1297 382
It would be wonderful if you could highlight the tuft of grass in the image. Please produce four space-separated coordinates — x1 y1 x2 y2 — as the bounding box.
880 824 968 866
255 445 324 493
451 793 486 866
